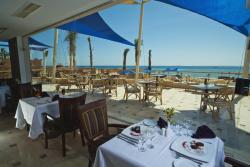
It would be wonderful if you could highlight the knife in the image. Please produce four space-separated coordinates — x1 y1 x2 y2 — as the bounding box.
117 136 138 146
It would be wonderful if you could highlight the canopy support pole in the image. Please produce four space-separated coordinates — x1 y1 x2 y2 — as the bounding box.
135 0 146 80
242 37 250 78
52 29 58 81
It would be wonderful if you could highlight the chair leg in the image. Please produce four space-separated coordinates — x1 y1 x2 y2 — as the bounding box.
88 159 92 167
80 131 85 146
73 130 76 138
62 133 66 157
45 132 48 149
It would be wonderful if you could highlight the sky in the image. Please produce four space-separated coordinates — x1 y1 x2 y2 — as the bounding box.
29 1 247 66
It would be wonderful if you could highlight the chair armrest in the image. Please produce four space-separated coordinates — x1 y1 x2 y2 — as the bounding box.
108 123 129 129
42 112 57 120
225 156 250 167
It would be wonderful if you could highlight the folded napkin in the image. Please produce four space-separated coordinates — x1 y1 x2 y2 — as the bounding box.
52 94 59 102
192 125 216 139
157 117 168 129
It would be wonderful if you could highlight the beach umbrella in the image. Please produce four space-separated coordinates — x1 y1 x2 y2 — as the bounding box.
119 69 135 75
123 48 130 70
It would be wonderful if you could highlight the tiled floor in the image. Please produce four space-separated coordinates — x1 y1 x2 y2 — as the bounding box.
0 85 249 166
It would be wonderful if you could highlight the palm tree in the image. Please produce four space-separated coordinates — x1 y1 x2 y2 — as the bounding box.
65 31 77 69
87 37 93 69
134 39 139 67
123 48 129 70
148 49 152 71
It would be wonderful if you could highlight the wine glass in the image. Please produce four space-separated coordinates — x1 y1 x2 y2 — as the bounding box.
146 127 155 149
138 133 147 152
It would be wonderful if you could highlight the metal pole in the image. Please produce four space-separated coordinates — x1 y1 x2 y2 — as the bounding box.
135 0 145 80
43 50 48 77
52 29 58 81
242 37 250 78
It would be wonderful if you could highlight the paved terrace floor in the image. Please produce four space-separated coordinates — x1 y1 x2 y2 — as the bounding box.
0 84 249 166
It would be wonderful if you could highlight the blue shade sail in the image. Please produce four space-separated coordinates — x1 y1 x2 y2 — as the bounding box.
156 0 250 36
163 67 179 72
58 13 134 46
29 38 52 48
0 37 52 50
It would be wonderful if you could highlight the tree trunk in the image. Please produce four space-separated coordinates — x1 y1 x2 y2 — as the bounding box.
123 48 129 70
148 49 152 71
87 37 93 69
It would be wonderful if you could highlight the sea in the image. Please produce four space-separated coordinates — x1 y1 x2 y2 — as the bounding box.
76 65 249 79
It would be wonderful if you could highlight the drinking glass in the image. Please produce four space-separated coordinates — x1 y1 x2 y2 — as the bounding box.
138 133 147 152
146 127 155 149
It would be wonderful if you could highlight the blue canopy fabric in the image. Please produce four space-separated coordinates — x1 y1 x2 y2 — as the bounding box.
163 67 179 72
119 70 135 75
58 13 134 46
156 0 250 36
0 37 51 50
29 38 52 48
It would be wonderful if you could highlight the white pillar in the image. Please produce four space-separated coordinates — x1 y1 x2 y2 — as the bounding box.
52 29 58 80
242 37 250 78
9 36 32 83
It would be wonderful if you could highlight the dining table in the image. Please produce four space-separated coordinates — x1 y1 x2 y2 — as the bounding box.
94 120 225 167
15 96 59 139
137 80 155 101
191 84 222 111
0 85 11 113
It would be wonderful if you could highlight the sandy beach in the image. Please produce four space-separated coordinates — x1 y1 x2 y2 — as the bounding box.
41 83 250 163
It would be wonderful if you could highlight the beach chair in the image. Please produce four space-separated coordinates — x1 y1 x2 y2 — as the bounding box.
90 78 105 94
144 82 163 105
123 79 141 101
104 78 118 97
201 87 234 120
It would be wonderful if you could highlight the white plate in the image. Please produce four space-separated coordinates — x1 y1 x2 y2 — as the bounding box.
143 119 157 127
173 158 199 167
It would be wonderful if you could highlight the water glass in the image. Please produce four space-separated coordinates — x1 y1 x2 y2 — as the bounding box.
138 133 147 152
146 127 155 149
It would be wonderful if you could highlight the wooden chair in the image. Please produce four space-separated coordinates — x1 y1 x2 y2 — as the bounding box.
201 87 234 120
76 76 89 90
104 78 118 96
90 79 105 94
77 99 128 167
144 82 163 105
123 79 141 101
42 93 87 156
225 156 250 167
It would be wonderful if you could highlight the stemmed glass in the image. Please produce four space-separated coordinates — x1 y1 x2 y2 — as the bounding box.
138 132 147 152
146 127 156 149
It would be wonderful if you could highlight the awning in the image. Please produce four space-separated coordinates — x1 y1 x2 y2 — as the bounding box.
58 13 134 46
156 0 250 36
0 37 52 50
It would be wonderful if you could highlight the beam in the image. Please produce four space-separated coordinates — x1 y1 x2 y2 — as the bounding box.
242 37 250 78
24 0 125 37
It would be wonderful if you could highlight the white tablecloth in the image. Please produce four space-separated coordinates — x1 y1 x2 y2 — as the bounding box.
0 85 10 113
94 123 225 167
15 97 59 139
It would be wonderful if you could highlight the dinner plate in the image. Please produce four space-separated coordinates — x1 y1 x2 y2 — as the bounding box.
143 119 157 127
182 141 206 155
173 158 199 167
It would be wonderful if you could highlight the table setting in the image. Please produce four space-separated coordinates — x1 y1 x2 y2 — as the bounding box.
15 96 60 139
94 117 225 167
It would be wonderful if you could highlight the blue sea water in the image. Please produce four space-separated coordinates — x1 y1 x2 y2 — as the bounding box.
77 65 248 78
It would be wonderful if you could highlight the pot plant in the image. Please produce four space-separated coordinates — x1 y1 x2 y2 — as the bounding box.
162 107 175 124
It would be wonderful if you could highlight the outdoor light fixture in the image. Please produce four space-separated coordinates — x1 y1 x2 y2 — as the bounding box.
13 2 41 18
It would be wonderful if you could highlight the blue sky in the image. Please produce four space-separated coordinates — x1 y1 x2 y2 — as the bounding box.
30 1 247 66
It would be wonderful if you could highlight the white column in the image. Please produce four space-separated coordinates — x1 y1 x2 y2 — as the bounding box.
52 29 58 80
16 36 32 83
242 37 250 78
